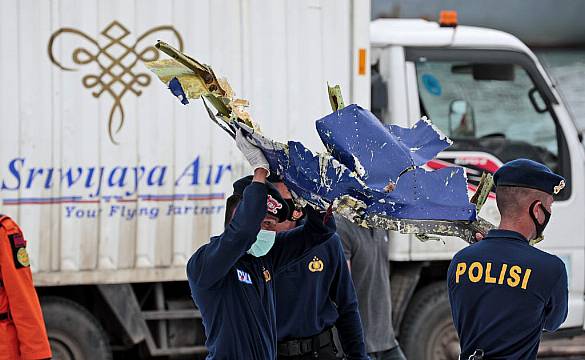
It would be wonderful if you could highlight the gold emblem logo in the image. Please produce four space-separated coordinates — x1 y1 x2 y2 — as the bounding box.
308 256 324 272
17 248 30 267
554 180 565 195
48 21 184 143
263 269 271 282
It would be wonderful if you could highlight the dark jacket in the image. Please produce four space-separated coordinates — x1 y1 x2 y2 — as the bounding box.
274 235 367 359
187 182 335 360
448 229 568 360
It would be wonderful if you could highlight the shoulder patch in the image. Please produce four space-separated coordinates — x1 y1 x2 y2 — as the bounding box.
9 233 29 269
16 248 30 267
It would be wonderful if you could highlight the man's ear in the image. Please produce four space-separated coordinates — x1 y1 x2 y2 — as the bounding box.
224 195 241 228
531 200 545 221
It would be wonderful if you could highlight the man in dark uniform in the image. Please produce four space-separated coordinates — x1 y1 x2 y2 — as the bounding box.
187 130 336 359
270 175 368 360
448 159 569 360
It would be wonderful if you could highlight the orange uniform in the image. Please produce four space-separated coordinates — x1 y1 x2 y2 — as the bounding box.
0 215 51 360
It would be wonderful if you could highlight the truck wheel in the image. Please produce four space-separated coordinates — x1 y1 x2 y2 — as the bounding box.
41 296 112 360
400 282 460 360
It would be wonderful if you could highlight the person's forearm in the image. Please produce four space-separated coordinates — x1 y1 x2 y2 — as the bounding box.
252 167 267 183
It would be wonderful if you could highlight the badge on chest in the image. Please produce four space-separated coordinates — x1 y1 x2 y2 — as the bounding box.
237 269 253 284
263 267 271 282
308 256 324 272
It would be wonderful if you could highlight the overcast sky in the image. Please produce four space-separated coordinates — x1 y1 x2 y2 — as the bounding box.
372 0 585 47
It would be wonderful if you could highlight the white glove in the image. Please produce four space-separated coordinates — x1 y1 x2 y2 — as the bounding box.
236 129 270 174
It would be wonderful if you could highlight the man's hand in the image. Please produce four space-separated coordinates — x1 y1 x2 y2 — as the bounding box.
236 129 270 174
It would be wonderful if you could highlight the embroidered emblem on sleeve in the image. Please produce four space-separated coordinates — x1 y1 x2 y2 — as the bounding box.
266 195 283 215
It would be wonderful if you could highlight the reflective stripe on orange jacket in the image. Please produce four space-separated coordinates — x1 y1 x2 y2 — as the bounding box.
0 215 51 360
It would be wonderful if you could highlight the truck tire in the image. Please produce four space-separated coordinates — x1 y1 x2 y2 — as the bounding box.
400 282 460 360
41 296 112 360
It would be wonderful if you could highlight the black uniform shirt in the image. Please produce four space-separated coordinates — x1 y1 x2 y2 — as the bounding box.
274 235 367 359
187 182 335 360
448 229 568 360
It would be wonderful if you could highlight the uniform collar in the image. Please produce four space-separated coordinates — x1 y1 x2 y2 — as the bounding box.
485 229 529 243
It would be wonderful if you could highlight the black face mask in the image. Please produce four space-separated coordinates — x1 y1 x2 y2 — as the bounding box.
529 200 551 242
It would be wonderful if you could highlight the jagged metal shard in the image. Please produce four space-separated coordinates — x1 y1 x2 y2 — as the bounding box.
145 43 490 242
254 104 476 223
316 104 475 221
317 104 454 184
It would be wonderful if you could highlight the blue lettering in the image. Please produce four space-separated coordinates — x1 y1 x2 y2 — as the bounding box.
147 166 167 186
64 205 100 218
214 164 232 184
126 166 146 196
86 167 105 197
109 205 121 217
1 158 24 190
65 205 75 218
1 157 228 194
60 167 83 187
44 168 55 189
205 165 213 185
26 168 44 189
108 167 128 187
175 157 200 186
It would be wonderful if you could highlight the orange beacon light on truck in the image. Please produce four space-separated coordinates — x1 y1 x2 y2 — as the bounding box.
439 10 458 27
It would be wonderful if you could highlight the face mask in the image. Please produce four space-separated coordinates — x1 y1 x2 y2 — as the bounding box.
247 229 276 257
528 201 551 245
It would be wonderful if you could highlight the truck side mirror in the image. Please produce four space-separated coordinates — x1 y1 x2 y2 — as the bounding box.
449 100 476 138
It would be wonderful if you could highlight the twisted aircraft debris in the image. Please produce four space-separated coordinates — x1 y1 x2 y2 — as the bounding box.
145 41 494 244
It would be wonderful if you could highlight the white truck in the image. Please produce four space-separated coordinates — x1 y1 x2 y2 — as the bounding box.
0 1 582 359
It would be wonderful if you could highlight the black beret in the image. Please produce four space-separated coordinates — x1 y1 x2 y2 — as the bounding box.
494 159 565 195
232 175 290 222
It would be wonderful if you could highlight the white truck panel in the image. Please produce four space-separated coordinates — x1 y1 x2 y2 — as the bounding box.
0 0 364 285
371 19 530 54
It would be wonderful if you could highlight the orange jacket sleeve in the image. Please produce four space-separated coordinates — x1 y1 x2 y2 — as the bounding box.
0 216 52 360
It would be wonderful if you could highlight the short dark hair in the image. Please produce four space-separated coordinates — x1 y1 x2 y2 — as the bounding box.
224 194 241 228
496 186 548 219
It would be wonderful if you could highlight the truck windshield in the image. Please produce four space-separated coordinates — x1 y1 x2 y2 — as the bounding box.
413 59 560 172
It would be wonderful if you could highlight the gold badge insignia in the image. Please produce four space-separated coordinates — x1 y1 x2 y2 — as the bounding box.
554 180 565 195
17 248 30 267
263 269 271 282
308 256 324 272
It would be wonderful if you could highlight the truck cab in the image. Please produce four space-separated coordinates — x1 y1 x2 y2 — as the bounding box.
370 18 585 359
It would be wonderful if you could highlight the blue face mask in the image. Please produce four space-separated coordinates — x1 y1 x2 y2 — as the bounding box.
247 230 276 257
